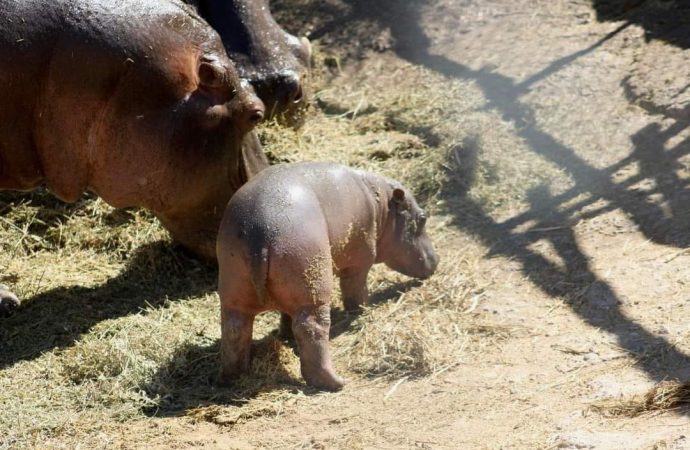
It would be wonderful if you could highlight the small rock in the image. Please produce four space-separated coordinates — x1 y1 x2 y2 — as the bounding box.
583 352 599 362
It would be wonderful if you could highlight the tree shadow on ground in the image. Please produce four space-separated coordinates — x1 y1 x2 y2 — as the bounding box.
592 0 690 49
278 0 690 396
0 241 216 369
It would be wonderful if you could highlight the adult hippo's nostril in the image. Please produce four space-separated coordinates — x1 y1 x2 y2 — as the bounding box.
238 78 265 127
248 108 264 125
245 70 308 124
279 71 303 104
292 84 304 104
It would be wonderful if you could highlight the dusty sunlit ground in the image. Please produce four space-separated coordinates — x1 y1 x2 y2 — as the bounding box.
2 0 690 448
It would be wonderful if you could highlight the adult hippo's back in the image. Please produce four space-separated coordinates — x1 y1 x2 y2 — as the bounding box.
190 0 312 125
0 0 269 316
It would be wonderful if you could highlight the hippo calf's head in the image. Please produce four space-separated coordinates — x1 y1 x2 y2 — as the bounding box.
379 188 439 280
195 0 312 127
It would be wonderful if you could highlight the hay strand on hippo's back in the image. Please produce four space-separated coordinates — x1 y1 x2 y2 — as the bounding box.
591 380 690 417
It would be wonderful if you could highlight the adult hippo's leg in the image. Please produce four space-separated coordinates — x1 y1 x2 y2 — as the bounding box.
0 285 20 318
219 308 255 382
279 313 293 340
291 304 344 391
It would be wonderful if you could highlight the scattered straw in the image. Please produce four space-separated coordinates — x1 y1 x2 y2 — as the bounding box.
591 380 690 417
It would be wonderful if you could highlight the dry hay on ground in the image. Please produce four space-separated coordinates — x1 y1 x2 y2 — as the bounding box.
591 380 690 418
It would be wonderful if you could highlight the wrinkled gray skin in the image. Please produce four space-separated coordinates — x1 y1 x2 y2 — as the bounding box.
0 0 268 317
187 0 312 125
217 162 439 391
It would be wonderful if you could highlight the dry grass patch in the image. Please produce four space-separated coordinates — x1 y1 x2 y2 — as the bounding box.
336 250 476 379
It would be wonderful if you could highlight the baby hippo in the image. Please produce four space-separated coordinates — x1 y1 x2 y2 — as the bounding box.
217 162 439 391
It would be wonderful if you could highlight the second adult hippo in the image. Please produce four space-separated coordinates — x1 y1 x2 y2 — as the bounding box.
0 0 269 316
217 162 439 390
189 0 312 126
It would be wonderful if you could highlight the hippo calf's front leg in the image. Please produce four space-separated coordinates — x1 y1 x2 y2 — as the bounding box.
292 304 344 391
219 308 255 383
340 267 371 312
0 284 20 318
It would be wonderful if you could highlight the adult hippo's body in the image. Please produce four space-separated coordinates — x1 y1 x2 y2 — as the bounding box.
188 0 312 125
0 0 269 316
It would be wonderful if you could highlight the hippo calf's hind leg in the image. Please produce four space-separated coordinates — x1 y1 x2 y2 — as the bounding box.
340 267 370 312
219 308 255 383
0 284 20 318
292 304 344 391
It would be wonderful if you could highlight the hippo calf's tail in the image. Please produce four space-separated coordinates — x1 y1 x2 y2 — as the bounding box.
249 245 270 306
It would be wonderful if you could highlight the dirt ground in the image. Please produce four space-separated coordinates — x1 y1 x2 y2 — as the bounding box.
2 0 690 448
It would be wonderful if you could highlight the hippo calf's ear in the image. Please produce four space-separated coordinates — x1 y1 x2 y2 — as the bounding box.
392 188 406 203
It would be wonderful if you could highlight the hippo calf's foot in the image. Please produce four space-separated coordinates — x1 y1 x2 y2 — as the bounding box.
219 309 254 384
292 305 344 392
0 285 20 318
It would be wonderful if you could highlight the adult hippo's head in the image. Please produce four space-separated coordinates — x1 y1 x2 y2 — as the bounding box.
193 0 312 127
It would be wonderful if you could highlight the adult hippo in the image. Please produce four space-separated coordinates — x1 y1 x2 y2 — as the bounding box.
0 0 269 316
188 0 312 126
